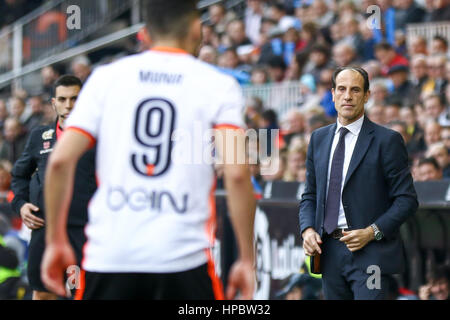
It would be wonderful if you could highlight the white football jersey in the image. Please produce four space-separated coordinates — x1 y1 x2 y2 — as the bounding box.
66 47 244 273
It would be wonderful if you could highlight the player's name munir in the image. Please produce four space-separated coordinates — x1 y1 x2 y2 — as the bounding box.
140 70 183 84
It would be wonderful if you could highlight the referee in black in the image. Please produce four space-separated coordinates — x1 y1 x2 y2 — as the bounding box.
11 75 96 300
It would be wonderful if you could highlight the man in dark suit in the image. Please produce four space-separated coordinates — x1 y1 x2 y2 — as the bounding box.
11 75 96 300
299 66 418 300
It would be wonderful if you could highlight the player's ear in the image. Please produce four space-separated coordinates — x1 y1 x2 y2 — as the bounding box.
139 27 152 48
51 98 56 110
364 89 371 103
189 15 202 49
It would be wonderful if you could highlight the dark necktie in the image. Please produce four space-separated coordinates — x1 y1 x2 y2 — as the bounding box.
324 127 349 234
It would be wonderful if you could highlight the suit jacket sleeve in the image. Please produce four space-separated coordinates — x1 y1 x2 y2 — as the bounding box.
11 133 37 214
375 131 418 239
299 131 317 239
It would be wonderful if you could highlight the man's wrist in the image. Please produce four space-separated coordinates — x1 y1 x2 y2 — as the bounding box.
46 229 69 244
366 226 375 241
18 200 28 211
370 223 384 241
302 227 315 238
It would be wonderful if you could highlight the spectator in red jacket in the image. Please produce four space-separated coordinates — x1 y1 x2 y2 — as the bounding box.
375 41 409 76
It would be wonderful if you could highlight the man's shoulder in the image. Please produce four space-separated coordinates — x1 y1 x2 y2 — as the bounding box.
311 123 335 138
364 118 401 142
366 118 393 134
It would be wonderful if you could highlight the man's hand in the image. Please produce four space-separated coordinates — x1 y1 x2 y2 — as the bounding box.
340 227 374 252
41 241 76 297
226 259 255 300
20 203 44 230
418 284 432 300
302 228 322 256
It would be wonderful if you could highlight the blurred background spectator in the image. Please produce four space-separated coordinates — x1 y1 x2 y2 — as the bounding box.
417 157 443 181
1 0 450 300
0 0 43 29
275 272 322 300
418 264 450 300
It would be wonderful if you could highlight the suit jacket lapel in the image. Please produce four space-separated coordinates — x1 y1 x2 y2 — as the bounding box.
320 123 336 203
343 117 375 188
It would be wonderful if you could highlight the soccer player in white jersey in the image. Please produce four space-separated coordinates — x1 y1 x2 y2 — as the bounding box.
41 0 256 299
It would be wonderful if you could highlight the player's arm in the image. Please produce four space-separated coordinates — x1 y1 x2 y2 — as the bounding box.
44 129 92 243
41 129 93 296
215 127 256 300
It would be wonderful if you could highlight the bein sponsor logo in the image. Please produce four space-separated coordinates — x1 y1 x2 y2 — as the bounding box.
107 187 189 214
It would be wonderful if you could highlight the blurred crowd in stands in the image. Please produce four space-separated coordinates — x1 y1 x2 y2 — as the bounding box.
0 0 450 299
0 0 44 28
194 0 450 188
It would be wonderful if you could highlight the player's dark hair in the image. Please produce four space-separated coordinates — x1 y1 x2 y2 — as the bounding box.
267 55 287 70
332 66 370 93
386 120 407 132
374 41 393 51
427 264 450 284
53 75 82 97
385 95 403 108
261 109 278 125
433 35 448 48
270 3 286 12
144 0 199 40
310 44 330 57
424 93 444 106
418 157 441 171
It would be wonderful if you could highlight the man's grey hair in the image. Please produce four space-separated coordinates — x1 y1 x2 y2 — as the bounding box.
71 55 91 68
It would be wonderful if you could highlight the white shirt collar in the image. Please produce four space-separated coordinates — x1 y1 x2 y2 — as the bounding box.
336 115 364 136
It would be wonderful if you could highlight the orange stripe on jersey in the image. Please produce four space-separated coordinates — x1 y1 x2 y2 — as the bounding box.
205 179 225 300
213 124 244 131
75 225 90 300
7 190 14 203
206 249 224 300
150 46 189 55
95 172 100 187
74 269 86 300
146 164 155 176
66 127 96 149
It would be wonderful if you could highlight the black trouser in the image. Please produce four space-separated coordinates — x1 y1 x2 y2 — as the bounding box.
321 235 389 300
27 226 86 293
76 263 223 300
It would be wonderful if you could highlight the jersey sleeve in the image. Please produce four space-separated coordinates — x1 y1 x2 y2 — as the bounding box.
65 66 109 142
212 77 245 130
